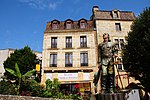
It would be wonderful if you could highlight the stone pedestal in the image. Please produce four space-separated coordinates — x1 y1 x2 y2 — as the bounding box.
95 93 126 100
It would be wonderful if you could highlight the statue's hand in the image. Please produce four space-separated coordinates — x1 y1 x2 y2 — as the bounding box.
114 61 118 65
113 54 118 58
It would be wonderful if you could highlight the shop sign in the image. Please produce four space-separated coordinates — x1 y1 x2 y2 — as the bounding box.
46 73 53 80
83 73 90 80
36 64 40 71
58 73 78 80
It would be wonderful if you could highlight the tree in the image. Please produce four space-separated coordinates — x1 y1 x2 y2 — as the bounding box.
4 46 38 80
5 63 36 95
123 7 150 94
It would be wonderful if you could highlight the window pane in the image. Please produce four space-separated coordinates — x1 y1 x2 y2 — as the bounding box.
70 54 72 63
115 23 121 31
80 37 83 47
65 54 68 64
66 22 72 29
50 54 53 65
120 39 124 50
54 54 57 64
85 53 88 63
80 36 87 47
80 53 83 63
51 37 57 48
118 64 123 70
66 37 72 48
115 39 119 49
65 53 72 67
52 23 58 29
80 22 86 28
114 11 118 18
80 53 88 66
50 54 57 67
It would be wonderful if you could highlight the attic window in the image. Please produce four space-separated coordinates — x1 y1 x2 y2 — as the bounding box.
114 11 118 18
66 21 72 29
80 21 86 29
52 22 58 29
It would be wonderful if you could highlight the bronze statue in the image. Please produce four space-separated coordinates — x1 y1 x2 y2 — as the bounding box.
94 33 118 93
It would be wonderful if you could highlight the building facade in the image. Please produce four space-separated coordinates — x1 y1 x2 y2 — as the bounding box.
0 49 14 79
91 6 136 91
41 6 136 94
41 18 98 94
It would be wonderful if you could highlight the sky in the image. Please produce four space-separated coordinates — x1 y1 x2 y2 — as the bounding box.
0 0 149 52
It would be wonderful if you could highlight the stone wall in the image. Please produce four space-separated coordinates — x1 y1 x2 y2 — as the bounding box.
0 95 70 100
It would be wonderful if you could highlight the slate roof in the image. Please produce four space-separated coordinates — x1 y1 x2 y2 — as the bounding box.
93 10 136 20
45 19 94 32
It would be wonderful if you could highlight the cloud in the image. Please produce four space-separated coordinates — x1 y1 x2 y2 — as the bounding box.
18 0 62 10
48 3 56 10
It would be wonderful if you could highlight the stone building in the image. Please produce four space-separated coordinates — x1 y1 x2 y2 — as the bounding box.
41 18 98 94
0 48 14 79
91 6 136 91
41 6 136 94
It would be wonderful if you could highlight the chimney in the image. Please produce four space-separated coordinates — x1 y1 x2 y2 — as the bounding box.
92 6 99 13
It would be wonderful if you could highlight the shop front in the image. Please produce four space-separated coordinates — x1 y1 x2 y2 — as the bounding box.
45 72 93 95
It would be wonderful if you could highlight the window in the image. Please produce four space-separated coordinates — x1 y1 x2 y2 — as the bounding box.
50 54 57 67
51 37 57 48
117 64 123 70
117 58 123 70
80 53 88 66
114 39 119 50
114 39 125 50
114 11 118 18
120 39 125 50
65 53 72 67
115 23 121 31
66 22 72 29
80 22 86 29
80 36 87 48
66 37 72 48
52 23 58 29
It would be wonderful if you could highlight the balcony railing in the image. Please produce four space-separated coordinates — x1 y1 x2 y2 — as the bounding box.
81 63 88 66
50 64 57 67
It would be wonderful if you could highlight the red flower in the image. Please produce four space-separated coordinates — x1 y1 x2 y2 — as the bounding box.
74 84 79 89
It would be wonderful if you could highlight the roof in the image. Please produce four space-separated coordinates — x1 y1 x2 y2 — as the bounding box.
93 10 136 21
44 19 94 32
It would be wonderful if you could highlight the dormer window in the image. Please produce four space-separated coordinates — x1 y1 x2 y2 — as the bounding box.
114 11 118 18
112 10 120 19
52 23 58 29
79 19 87 29
51 20 60 30
80 22 86 29
66 21 72 29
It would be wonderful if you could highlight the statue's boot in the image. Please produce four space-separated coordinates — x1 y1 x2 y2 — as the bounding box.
109 74 114 93
101 75 107 93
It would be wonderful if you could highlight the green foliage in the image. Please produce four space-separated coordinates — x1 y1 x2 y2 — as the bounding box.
123 7 150 93
20 79 44 96
39 79 82 99
4 46 38 80
42 79 61 98
5 63 36 95
0 80 17 95
0 77 82 99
